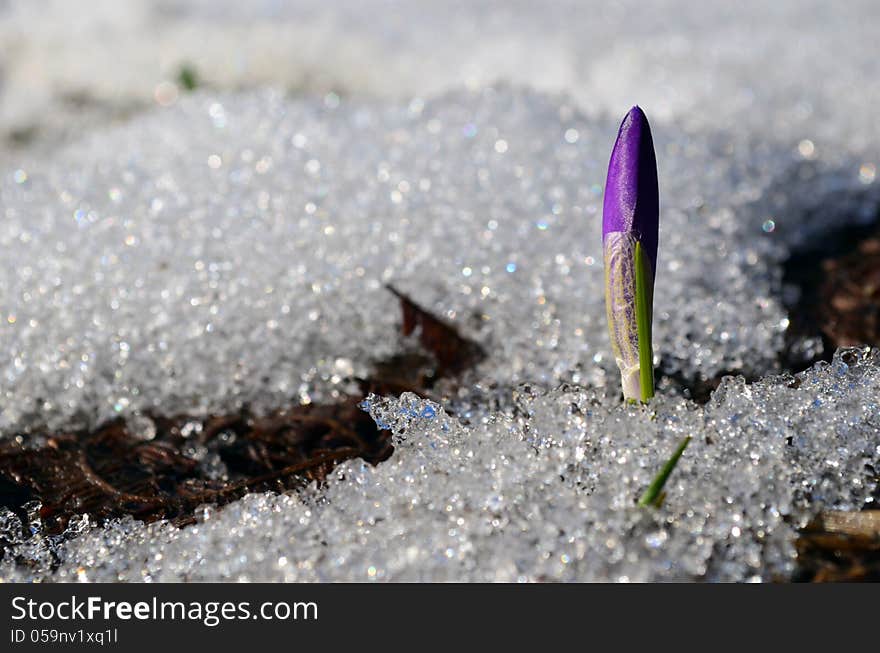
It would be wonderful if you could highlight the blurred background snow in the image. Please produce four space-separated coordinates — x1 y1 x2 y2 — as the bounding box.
2 0 880 160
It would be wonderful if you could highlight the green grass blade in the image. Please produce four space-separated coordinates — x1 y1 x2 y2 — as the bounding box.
638 436 691 508
634 241 654 402
177 64 199 91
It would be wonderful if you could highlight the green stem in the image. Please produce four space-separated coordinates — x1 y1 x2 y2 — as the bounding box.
634 241 654 402
638 436 691 508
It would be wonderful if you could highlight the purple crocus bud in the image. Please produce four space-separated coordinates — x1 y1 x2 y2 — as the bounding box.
603 106 659 402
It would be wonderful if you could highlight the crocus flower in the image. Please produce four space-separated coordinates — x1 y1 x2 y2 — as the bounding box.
603 106 659 402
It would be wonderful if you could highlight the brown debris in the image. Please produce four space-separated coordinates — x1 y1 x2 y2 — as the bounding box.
781 220 880 374
0 400 389 536
819 234 880 348
0 287 484 541
795 510 880 582
387 285 486 377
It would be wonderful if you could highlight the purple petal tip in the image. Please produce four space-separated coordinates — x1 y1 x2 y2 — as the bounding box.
602 106 659 273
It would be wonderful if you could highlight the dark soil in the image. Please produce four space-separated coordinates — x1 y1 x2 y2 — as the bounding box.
783 221 880 371
794 511 880 582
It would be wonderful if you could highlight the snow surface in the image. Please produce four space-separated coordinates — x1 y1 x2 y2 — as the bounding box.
0 1 879 581
2 349 879 581
3 1 880 152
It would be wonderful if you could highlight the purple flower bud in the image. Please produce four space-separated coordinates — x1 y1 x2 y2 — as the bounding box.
603 106 659 276
603 106 659 401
